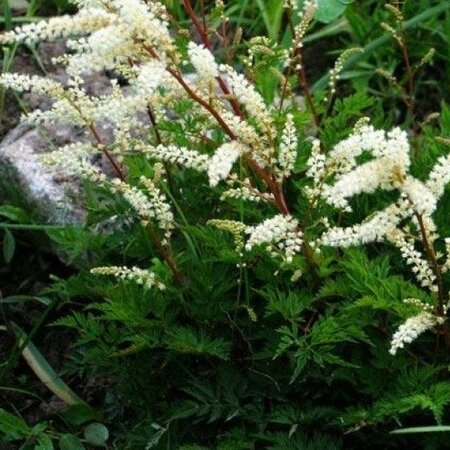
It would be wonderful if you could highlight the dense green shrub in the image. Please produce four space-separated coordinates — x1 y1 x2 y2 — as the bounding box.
0 1 450 449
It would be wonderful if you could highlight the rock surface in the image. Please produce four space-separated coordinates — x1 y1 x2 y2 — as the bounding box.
0 123 85 224
0 42 115 224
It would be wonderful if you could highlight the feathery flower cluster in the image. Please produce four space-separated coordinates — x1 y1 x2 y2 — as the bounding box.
323 158 400 211
325 124 409 177
219 109 262 153
110 178 174 236
327 48 362 96
0 8 113 46
207 142 244 187
244 36 277 68
319 125 410 211
321 204 402 248
42 144 106 183
390 233 437 292
403 297 433 310
90 266 165 290
443 238 450 274
221 176 274 204
307 124 434 248
140 144 209 172
305 139 325 200
0 72 147 130
245 214 303 263
112 0 174 56
426 154 450 200
293 1 316 48
133 60 166 98
5 0 174 77
139 177 174 240
89 80 148 131
219 64 274 138
400 176 437 216
307 122 450 355
0 73 64 97
389 311 445 355
140 145 208 172
65 24 135 75
276 114 298 178
188 42 219 82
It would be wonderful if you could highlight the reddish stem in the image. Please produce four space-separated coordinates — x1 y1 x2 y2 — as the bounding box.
296 50 320 129
66 96 125 181
182 0 244 117
415 213 447 316
88 124 125 182
146 223 184 288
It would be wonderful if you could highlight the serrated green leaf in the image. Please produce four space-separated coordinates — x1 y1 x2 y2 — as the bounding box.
3 229 15 263
83 423 109 447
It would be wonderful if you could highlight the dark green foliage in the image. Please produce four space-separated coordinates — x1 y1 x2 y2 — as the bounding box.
2 1 450 450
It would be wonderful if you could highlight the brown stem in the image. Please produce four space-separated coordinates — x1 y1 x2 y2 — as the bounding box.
147 105 162 144
146 223 184 288
399 39 415 125
284 6 319 127
88 124 125 182
221 18 231 64
200 0 207 32
302 310 317 336
183 0 211 49
394 16 417 137
278 11 297 113
66 96 126 181
243 156 288 214
415 213 448 316
182 0 244 117
296 50 320 129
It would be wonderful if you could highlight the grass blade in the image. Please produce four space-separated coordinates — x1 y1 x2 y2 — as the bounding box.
2 0 13 31
391 426 450 434
9 323 88 406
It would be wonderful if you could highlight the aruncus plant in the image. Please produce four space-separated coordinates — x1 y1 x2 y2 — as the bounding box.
0 0 449 357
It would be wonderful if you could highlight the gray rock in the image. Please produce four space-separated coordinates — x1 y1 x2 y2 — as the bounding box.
0 125 85 224
0 39 119 225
